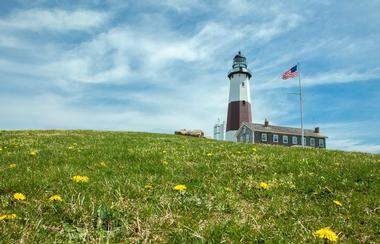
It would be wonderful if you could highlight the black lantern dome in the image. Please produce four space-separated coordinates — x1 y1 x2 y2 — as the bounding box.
228 51 252 79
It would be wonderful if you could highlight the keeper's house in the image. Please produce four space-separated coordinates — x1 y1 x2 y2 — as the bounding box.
236 119 327 148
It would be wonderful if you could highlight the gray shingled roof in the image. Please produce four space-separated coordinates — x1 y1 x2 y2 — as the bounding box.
241 122 327 138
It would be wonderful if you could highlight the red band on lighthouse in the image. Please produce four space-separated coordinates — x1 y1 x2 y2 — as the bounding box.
226 101 252 131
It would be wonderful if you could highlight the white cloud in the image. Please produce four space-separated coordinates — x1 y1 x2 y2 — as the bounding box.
317 122 380 153
327 138 380 153
251 14 303 42
151 0 205 13
0 9 109 31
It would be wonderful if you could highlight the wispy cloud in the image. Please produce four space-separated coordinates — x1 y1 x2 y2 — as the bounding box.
0 9 109 31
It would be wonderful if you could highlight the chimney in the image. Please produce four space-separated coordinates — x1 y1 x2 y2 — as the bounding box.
314 127 320 133
264 118 269 127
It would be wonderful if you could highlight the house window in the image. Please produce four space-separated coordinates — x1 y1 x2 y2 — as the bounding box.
245 134 249 142
292 136 298 145
283 135 288 144
319 139 324 147
310 138 315 146
304 137 307 146
273 134 279 143
261 133 267 142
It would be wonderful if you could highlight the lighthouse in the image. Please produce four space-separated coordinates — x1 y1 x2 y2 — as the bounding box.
225 51 252 141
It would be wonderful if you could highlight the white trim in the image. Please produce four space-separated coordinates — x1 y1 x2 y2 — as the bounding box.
310 138 315 146
319 139 324 147
292 136 298 144
261 133 267 142
273 134 279 143
283 135 288 144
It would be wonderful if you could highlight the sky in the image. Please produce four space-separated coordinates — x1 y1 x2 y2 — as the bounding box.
0 1 379 153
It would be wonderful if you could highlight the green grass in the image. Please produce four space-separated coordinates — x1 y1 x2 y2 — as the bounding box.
0 130 379 243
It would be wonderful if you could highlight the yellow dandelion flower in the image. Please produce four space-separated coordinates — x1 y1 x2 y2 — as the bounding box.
162 160 168 165
7 213 17 219
314 227 338 242
162 150 167 154
29 150 38 156
144 184 153 190
9 163 16 168
68 146 74 149
0 214 16 220
48 195 63 202
99 161 107 167
259 182 269 190
173 184 187 192
13 193 26 201
224 187 232 192
333 200 343 207
72 175 89 183
0 147 2 151
207 153 213 157
252 147 257 152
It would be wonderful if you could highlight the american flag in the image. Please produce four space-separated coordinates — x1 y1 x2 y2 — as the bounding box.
282 65 298 80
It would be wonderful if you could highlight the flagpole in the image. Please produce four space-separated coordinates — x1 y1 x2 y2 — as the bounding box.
298 62 304 147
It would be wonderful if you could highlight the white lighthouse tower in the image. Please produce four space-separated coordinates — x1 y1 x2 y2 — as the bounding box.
225 51 252 141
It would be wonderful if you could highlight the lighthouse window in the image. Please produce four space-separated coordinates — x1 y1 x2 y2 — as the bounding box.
242 82 245 87
242 100 246 105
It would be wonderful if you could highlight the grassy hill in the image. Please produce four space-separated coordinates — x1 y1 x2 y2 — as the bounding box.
0 130 379 243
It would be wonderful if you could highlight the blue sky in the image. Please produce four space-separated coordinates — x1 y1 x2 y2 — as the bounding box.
0 1 379 153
